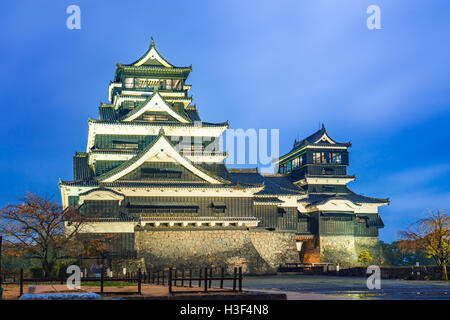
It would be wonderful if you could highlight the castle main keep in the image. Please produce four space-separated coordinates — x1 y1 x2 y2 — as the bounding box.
59 39 389 274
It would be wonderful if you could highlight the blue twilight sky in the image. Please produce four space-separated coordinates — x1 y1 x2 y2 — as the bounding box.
1 0 450 243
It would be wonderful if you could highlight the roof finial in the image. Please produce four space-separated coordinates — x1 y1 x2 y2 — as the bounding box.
321 123 325 131
150 36 155 48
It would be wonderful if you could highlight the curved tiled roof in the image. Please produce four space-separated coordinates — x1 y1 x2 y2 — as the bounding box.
228 171 303 196
298 189 389 207
89 119 228 128
99 107 117 121
60 180 261 189
73 153 93 181
291 124 351 151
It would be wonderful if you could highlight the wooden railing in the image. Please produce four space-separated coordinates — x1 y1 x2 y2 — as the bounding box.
146 267 243 294
18 267 143 296
12 266 244 296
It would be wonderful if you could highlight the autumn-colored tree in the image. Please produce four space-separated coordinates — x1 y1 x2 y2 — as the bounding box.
358 250 373 265
0 192 112 277
398 210 449 280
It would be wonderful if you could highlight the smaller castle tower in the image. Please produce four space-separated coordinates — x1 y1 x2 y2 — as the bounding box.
275 125 389 265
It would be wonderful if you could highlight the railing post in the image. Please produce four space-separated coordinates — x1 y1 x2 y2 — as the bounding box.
175 269 178 287
157 271 160 285
152 272 155 284
232 267 237 292
168 268 173 294
100 266 104 294
181 270 185 287
189 270 192 288
162 269 165 285
209 268 212 288
19 268 23 297
238 267 242 292
198 268 202 287
204 267 208 293
138 268 142 294
220 267 224 289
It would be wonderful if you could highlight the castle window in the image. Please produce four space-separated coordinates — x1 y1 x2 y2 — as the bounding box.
147 79 159 89
127 202 198 213
313 152 321 164
313 152 339 164
125 78 134 88
135 78 147 88
141 168 182 179
159 80 166 90
211 202 226 213
277 207 286 217
112 141 138 149
292 157 299 169
285 161 291 172
142 114 169 122
332 153 342 164
165 79 172 90
173 79 181 90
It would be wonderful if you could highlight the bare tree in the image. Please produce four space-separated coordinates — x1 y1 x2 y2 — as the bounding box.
0 192 93 277
399 210 449 280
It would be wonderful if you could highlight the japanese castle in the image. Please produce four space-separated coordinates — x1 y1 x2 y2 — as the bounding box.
59 39 389 272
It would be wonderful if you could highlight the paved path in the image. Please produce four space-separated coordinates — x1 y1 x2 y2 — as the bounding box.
242 275 450 300
2 283 278 300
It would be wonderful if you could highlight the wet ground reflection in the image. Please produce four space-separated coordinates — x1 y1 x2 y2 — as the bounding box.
241 275 450 300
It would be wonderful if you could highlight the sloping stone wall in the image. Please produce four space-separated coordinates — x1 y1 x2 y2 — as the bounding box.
249 230 299 269
134 229 300 274
354 236 385 265
320 235 358 266
132 229 384 273
320 236 385 267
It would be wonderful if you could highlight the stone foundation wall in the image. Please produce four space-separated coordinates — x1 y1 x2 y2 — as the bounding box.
320 236 385 267
126 229 385 274
354 236 385 265
134 229 300 274
320 235 357 266
249 230 299 269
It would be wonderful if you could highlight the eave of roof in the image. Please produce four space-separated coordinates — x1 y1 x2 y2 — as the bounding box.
89 119 228 128
59 180 262 189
